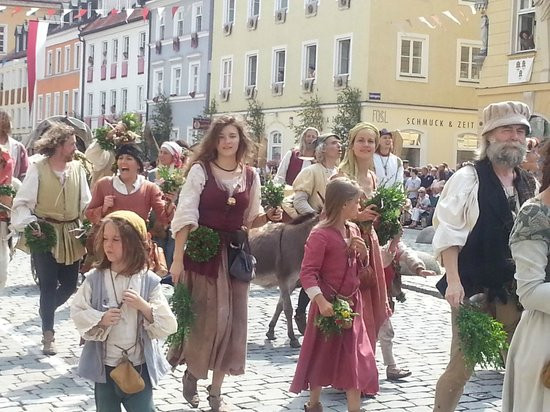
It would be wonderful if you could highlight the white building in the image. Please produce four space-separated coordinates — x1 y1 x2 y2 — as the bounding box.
81 9 148 128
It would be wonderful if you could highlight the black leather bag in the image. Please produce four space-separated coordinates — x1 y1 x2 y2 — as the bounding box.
227 230 256 282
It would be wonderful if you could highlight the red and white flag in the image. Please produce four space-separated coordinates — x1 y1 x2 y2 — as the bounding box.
27 20 49 114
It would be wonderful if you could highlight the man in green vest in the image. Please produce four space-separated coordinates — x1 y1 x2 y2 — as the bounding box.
11 122 91 355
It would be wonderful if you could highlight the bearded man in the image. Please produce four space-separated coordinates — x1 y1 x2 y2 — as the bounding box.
431 101 535 412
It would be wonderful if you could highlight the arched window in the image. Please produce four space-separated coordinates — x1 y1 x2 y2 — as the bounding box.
400 129 422 167
269 131 283 162
456 133 479 165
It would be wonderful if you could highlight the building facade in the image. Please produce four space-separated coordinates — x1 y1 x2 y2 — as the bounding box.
476 0 550 137
35 25 82 125
0 49 30 141
147 0 214 143
81 9 148 129
210 0 482 167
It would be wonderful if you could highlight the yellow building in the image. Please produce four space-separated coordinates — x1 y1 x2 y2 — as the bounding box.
477 0 550 137
210 0 482 168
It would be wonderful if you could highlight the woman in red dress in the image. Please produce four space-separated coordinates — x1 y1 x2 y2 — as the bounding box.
290 177 378 412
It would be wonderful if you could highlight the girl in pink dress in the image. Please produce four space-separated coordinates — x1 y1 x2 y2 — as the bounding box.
290 177 378 412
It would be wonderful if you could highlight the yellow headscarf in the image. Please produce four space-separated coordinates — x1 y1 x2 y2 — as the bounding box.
339 122 380 180
105 210 148 241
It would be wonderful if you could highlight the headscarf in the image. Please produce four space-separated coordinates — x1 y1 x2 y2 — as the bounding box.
115 144 145 172
106 210 147 242
339 122 380 179
161 141 183 168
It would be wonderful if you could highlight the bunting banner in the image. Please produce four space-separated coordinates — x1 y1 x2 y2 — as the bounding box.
27 20 50 115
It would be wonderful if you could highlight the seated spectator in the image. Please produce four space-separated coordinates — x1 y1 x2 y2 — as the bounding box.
420 166 434 189
404 168 421 206
408 187 431 229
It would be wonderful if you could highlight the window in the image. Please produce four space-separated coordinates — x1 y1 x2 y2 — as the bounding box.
74 43 81 69
54 92 60 115
87 93 93 116
100 91 106 114
335 37 351 76
273 49 286 84
276 0 288 10
398 33 428 80
516 0 536 51
47 51 53 75
188 62 200 93
192 3 203 32
112 39 118 63
102 41 108 64
0 25 6 54
225 0 235 24
249 0 260 17
139 32 146 56
73 89 79 116
55 49 61 74
221 58 233 90
63 91 69 115
110 90 117 114
400 130 422 166
137 85 144 111
121 88 128 113
303 43 317 80
158 12 165 40
269 131 282 161
37 95 44 121
457 42 481 83
171 66 182 95
154 69 164 95
64 46 71 72
456 133 478 165
174 9 184 37
245 53 258 87
123 36 129 60
88 44 95 65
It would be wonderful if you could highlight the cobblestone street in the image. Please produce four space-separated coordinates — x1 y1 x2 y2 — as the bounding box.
0 230 504 411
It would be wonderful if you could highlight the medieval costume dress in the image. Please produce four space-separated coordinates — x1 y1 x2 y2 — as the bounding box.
502 198 550 411
290 223 378 394
169 162 262 378
275 149 313 186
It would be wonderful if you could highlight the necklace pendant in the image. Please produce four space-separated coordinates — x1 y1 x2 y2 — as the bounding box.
227 197 236 206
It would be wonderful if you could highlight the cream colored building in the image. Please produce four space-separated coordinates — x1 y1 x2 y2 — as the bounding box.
210 0 483 167
477 0 550 137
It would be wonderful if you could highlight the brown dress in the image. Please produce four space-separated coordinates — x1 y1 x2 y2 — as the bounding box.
171 163 257 379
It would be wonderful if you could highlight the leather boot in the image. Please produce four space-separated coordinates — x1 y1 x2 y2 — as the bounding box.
42 331 57 355
304 401 323 412
182 370 199 408
207 385 230 412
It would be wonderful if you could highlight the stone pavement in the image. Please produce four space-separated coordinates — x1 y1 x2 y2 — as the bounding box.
0 234 504 412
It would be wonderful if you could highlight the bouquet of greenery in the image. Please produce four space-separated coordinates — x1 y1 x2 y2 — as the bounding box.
185 226 221 263
94 113 143 151
24 221 57 254
158 166 186 194
363 184 406 245
166 283 195 347
0 185 16 198
457 299 509 369
261 178 285 209
314 297 359 338
69 219 93 246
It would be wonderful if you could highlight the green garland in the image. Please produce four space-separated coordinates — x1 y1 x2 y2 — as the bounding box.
24 221 57 254
78 219 93 246
363 184 406 245
158 166 186 194
314 297 359 338
185 226 220 263
261 179 285 209
166 283 195 347
0 184 16 197
94 113 143 152
457 304 509 369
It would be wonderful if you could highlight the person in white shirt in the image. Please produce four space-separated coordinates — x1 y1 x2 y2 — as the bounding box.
408 187 430 228
373 129 404 188
404 168 421 205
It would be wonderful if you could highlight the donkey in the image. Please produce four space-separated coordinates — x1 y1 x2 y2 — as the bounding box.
250 213 319 348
